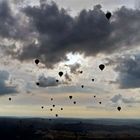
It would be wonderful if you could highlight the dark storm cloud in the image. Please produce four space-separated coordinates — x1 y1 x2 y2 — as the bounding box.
0 70 17 95
113 54 140 89
0 0 36 41
2 2 140 68
0 1 16 38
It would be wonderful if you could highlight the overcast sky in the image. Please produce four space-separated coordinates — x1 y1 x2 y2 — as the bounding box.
0 0 140 118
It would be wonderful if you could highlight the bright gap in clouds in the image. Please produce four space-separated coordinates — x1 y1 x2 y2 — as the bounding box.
65 53 84 65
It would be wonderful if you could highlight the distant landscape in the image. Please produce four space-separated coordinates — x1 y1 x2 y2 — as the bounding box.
0 117 140 140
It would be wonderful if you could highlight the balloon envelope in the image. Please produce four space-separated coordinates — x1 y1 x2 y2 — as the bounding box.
99 64 105 71
106 12 112 20
69 96 72 99
36 82 40 86
117 106 121 111
80 71 83 74
35 59 39 65
73 101 76 104
59 71 63 77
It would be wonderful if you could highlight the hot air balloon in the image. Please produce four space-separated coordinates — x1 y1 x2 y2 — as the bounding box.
99 64 105 71
61 108 63 110
117 106 121 111
73 101 76 104
99 102 102 104
80 71 83 74
92 79 94 82
56 114 58 117
36 82 40 86
94 96 96 98
69 96 72 99
50 108 53 111
59 71 63 77
41 106 44 109
53 105 55 107
56 80 59 82
9 97 11 101
106 12 112 20
35 59 39 65
51 98 53 101
81 85 84 88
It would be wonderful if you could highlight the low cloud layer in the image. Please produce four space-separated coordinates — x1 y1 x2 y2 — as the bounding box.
111 94 140 104
0 70 17 95
37 75 59 87
1 1 140 68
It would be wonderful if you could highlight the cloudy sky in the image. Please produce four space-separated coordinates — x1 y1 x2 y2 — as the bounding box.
0 0 140 118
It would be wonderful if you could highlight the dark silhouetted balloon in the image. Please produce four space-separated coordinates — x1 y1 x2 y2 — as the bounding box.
94 96 96 98
61 108 63 110
81 85 84 88
36 82 40 86
73 101 76 104
99 102 102 104
35 59 39 65
56 80 59 82
41 106 44 109
106 12 112 20
80 71 83 74
92 79 94 82
51 98 53 101
117 106 121 111
59 71 63 77
50 108 53 111
99 64 105 71
9 97 11 101
69 96 72 99
53 105 55 107
56 114 58 117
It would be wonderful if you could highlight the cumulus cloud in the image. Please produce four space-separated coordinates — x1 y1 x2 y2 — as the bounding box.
112 54 140 89
0 70 17 95
0 1 140 68
111 94 140 104
64 72 72 82
37 75 59 87
111 94 122 103
68 63 81 74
